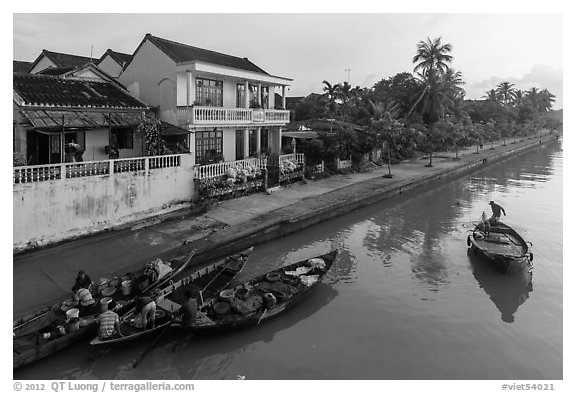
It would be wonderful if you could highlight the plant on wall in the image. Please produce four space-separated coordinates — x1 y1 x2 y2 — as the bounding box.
137 116 169 156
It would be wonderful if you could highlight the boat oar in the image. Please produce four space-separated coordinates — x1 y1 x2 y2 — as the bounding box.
132 323 171 368
257 309 268 325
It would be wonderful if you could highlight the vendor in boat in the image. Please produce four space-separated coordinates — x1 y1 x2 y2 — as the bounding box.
72 270 93 293
489 201 506 223
97 303 123 340
174 290 198 326
134 296 156 330
73 282 96 317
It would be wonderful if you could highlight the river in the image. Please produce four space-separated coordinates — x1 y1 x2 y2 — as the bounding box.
13 139 563 380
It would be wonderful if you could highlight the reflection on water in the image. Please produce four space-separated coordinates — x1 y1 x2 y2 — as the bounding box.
14 140 562 380
468 248 533 323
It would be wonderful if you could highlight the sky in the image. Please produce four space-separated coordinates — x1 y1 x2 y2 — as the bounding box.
12 11 564 108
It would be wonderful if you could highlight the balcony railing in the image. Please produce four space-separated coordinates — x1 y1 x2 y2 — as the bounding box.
280 153 305 165
177 106 290 126
194 157 267 180
14 154 184 184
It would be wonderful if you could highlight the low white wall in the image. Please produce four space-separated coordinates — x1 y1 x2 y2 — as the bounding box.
13 155 195 252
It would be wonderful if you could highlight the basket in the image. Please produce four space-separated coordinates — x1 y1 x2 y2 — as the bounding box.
214 302 231 315
101 287 116 297
234 287 249 300
219 289 234 301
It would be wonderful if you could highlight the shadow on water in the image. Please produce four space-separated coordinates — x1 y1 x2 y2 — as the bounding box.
467 248 533 324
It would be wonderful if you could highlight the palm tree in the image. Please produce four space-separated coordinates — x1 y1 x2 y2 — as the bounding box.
525 87 540 110
408 37 458 123
511 89 524 106
496 81 515 105
322 80 342 116
483 89 499 102
408 67 464 124
413 37 453 75
538 89 556 112
418 70 454 123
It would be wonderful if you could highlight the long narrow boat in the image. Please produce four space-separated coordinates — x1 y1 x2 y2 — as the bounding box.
170 250 339 334
88 247 253 345
13 250 196 370
467 221 533 274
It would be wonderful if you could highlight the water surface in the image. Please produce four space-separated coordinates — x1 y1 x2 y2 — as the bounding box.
14 140 563 380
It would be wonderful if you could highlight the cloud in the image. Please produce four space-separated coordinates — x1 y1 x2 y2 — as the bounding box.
467 64 563 108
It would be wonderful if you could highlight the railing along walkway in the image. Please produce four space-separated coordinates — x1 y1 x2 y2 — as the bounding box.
14 154 183 184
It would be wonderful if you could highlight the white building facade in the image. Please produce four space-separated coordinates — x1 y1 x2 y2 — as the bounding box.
119 34 292 165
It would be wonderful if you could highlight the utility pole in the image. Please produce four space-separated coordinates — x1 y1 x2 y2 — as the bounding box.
344 69 351 83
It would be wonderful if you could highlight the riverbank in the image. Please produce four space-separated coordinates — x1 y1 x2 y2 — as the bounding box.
12 133 559 318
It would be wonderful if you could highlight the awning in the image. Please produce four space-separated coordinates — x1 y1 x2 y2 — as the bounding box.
282 131 319 139
20 109 145 129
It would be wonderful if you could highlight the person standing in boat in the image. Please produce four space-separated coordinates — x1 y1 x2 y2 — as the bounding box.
489 201 506 223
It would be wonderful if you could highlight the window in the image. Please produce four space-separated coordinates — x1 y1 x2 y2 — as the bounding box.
261 87 269 109
196 78 223 107
195 129 223 164
111 128 134 149
236 84 260 108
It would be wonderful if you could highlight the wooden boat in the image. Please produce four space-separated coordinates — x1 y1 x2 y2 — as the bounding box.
169 250 339 334
13 250 196 369
467 221 533 274
88 247 253 345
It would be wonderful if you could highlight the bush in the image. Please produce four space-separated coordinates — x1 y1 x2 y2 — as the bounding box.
13 152 26 166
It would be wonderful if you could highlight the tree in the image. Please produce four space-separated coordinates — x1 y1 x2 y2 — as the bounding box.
372 72 421 118
511 89 524 107
408 37 463 124
322 80 342 116
496 81 515 105
137 116 168 156
413 37 453 75
483 89 499 102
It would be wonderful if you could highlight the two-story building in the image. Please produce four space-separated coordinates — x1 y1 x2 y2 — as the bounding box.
119 33 292 165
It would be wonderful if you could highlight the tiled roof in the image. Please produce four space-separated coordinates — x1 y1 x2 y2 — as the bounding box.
13 60 32 74
37 66 76 76
28 50 93 73
42 50 93 68
99 49 132 66
144 34 269 75
13 73 147 110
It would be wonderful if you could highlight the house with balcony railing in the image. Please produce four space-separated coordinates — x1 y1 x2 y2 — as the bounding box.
119 33 293 167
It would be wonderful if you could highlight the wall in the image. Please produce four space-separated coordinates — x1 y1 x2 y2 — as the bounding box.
120 40 177 124
29 57 55 74
84 128 110 161
222 129 236 161
98 56 123 78
13 154 195 252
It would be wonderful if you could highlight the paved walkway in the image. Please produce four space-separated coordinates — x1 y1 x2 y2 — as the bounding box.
12 134 556 319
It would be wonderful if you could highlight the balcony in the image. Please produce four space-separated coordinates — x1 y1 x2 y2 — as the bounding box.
177 106 290 128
